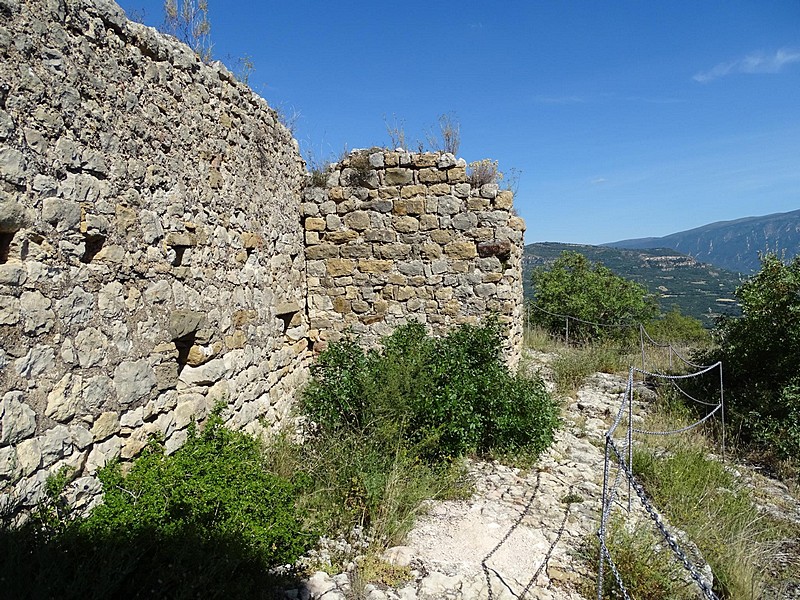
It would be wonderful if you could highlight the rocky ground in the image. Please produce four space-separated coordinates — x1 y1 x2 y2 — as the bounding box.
287 350 800 600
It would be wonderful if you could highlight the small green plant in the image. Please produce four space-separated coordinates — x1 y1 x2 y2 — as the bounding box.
584 516 697 600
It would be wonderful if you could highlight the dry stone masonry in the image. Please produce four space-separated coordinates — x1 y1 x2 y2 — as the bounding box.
0 0 308 515
304 149 525 365
0 0 526 517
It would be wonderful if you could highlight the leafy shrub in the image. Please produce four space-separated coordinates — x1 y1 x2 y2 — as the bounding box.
302 319 559 464
645 307 710 345
530 251 658 343
694 253 800 468
1 411 313 599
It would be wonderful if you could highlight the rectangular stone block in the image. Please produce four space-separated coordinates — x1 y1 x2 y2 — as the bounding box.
384 168 413 186
393 198 425 215
324 230 358 244
428 183 450 195
306 244 340 259
400 184 427 198
418 168 447 183
326 258 354 277
305 217 326 231
447 166 467 182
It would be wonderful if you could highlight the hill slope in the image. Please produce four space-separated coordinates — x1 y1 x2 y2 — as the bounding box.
523 243 743 327
606 209 800 273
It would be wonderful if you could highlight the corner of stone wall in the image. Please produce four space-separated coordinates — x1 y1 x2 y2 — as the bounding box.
302 148 525 369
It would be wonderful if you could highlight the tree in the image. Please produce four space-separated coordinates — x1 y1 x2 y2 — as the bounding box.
530 251 658 342
697 252 800 460
164 0 212 62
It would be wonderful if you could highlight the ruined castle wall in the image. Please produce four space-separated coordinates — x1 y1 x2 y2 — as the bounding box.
304 150 525 365
0 0 308 514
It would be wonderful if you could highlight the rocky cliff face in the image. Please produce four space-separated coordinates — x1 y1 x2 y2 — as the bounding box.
607 209 800 273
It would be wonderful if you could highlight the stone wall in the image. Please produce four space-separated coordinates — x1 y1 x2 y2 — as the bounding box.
304 149 525 365
0 0 308 515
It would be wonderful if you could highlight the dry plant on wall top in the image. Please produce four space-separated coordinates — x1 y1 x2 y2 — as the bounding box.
426 113 461 155
164 0 213 62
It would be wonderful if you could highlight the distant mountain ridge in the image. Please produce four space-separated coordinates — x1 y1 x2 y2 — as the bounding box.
606 209 800 273
523 243 743 327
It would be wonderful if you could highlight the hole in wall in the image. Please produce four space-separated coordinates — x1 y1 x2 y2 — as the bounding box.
0 231 14 264
172 245 189 267
174 331 197 373
81 234 106 264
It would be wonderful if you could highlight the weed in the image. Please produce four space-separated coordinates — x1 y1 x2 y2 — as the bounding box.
425 112 460 155
468 159 501 188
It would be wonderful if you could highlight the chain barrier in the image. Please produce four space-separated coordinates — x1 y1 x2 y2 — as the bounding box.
481 475 576 600
526 302 725 598
606 437 720 600
482 472 541 600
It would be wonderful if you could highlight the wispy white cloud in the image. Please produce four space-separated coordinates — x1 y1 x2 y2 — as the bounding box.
694 48 800 83
591 177 607 185
533 95 585 104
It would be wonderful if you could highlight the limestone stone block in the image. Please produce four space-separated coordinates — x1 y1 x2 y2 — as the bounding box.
452 212 478 230
418 168 446 183
475 283 497 297
56 286 94 326
0 146 25 184
114 359 157 405
378 243 411 260
480 183 499 199
364 228 395 243
42 198 80 230
70 425 93 450
343 210 371 231
495 190 514 209
412 154 438 167
324 230 358 244
340 243 372 259
400 184 426 198
0 263 26 286
305 217 326 231
1 392 36 444
333 297 351 314
83 375 114 411
393 216 419 233
14 344 55 379
168 309 206 340
393 198 425 215
86 436 122 472
120 407 144 430
40 425 72 468
467 197 489 210
91 412 120 441
76 327 109 368
421 241 442 259
361 199 393 213
437 195 462 215
445 240 478 259
326 258 354 277
453 182 471 198
509 216 526 231
384 168 413 186
45 373 82 423
178 358 226 386
0 294 19 325
428 183 451 195
16 437 40 477
357 259 392 273
306 244 339 260
0 446 17 479
419 214 439 230
447 167 467 182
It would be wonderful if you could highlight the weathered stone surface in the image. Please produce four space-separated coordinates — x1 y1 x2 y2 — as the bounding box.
20 290 54 334
75 327 109 368
56 287 94 326
1 393 36 444
178 358 226 386
83 375 114 412
91 411 120 441
45 373 81 422
14 344 55 378
114 360 156 405
168 309 206 340
0 294 19 325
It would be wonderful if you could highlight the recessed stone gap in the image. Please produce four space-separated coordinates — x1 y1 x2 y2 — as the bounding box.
0 231 14 264
174 332 197 373
172 245 189 267
81 234 106 263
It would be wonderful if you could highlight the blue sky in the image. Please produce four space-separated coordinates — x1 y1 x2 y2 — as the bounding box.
117 1 800 245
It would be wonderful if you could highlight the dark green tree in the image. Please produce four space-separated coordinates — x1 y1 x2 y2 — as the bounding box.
530 251 658 342
698 252 800 460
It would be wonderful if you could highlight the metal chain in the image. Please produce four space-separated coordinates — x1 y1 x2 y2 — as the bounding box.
633 403 722 436
671 380 720 407
528 303 638 329
606 438 720 600
482 471 541 600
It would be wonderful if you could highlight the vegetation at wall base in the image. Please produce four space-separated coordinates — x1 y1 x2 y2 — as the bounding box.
0 409 311 599
302 319 559 465
1 319 558 597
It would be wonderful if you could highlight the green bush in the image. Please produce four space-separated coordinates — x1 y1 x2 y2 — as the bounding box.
302 319 559 464
694 253 800 468
530 251 658 343
645 307 710 345
1 411 313 599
